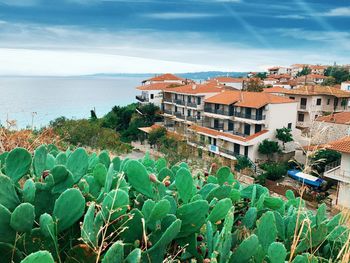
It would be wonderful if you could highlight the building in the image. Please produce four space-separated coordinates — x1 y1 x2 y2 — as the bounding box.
309 65 328 75
136 73 187 107
214 76 246 90
341 81 350 91
323 136 350 209
186 90 297 161
295 74 326 85
309 112 350 145
267 66 291 76
291 64 308 77
162 81 230 134
279 86 350 129
263 77 279 86
263 86 288 96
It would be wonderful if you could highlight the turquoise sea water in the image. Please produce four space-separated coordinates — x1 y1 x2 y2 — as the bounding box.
0 76 143 129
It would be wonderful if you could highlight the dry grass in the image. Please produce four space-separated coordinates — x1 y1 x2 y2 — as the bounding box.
0 128 62 153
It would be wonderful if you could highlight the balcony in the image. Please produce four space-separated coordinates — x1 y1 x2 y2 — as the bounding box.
136 95 147 102
224 130 249 138
186 116 197 122
234 112 265 121
323 160 350 183
220 148 240 157
174 99 186 106
163 97 173 103
204 107 233 116
299 104 307 110
163 109 173 115
187 102 198 108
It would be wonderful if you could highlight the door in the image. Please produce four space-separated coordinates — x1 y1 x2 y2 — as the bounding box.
214 119 219 129
245 108 252 118
244 124 251 136
228 121 234 131
234 144 240 155
256 108 263 120
255 124 262 133
244 146 249 157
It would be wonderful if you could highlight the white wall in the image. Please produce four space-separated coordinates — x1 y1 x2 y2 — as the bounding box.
341 82 350 91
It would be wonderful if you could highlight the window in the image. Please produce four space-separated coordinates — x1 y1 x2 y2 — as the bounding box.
315 115 318 119
289 96 295 100
255 124 262 133
316 98 321 106
187 109 191 116
300 98 307 105
327 98 330 105
234 144 240 155
287 123 292 129
197 97 201 105
298 113 304 122
150 94 154 99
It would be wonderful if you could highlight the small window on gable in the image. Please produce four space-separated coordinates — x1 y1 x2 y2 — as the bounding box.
316 98 321 106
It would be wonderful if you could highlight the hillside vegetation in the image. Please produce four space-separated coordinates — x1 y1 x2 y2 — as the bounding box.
0 145 349 262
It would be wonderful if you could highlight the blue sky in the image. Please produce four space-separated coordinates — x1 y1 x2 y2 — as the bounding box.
0 0 349 75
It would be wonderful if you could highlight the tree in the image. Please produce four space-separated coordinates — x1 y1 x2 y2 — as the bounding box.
258 139 280 160
275 127 293 150
296 66 311 77
235 155 252 171
325 66 350 84
148 127 167 147
310 149 341 176
321 76 336 86
245 78 264 92
255 72 267 80
260 162 287 181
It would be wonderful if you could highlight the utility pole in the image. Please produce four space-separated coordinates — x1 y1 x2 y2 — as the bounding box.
31 112 37 130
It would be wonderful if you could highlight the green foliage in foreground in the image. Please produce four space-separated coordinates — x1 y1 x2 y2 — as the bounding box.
0 146 349 262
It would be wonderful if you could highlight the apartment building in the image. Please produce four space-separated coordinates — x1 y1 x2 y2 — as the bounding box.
295 74 326 85
323 136 350 209
186 90 297 161
309 65 328 75
279 86 350 129
136 73 187 107
291 64 308 77
162 81 230 134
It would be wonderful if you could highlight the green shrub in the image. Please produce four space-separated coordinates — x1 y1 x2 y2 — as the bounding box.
261 162 287 181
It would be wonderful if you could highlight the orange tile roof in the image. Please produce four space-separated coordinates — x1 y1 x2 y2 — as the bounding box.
271 74 291 79
279 85 350 98
205 90 295 108
316 112 350 125
291 64 308 68
306 74 326 79
137 82 184 91
214 76 246 83
189 125 269 142
263 86 288 93
138 124 183 140
326 136 350 154
309 65 327 70
163 81 226 95
268 66 280 71
145 73 185 82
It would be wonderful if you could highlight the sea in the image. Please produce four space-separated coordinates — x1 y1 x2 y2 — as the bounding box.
0 76 143 129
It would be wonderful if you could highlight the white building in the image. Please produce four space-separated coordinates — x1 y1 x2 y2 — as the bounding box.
341 81 350 91
136 73 188 107
323 136 350 209
187 90 298 161
279 85 350 129
214 77 246 90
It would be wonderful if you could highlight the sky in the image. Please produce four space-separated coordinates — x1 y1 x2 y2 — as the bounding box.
0 0 349 75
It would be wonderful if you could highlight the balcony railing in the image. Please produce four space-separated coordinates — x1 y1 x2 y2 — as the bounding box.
175 99 186 106
211 124 224 131
136 95 147 102
187 102 198 108
163 97 173 103
163 109 173 115
234 112 265 121
186 116 197 122
204 107 233 116
324 159 341 173
300 104 307 110
223 130 249 138
220 148 240 157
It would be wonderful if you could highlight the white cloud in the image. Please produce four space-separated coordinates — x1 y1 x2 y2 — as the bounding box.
276 14 305 19
0 21 348 75
143 12 219 20
0 0 39 6
323 7 350 17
